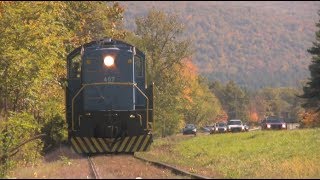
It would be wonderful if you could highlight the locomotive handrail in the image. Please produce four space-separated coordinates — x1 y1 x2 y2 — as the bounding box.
71 82 150 131
132 84 151 131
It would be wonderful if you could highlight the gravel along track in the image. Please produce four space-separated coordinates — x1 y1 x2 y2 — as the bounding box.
88 154 190 179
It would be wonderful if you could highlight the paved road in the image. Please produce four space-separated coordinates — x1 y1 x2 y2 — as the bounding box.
249 127 261 131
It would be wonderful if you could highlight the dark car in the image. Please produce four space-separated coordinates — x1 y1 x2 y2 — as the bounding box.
183 124 197 136
211 122 227 134
261 116 287 130
202 125 214 133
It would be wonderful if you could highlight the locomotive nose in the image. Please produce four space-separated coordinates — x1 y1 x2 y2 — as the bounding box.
67 38 153 154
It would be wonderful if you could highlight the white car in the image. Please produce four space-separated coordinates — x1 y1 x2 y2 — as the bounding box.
214 122 228 133
227 119 245 132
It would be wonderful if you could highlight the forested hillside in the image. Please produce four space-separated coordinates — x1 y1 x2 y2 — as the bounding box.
121 1 320 89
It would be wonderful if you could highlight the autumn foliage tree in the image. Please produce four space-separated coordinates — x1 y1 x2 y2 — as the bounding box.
127 9 223 136
0 1 126 177
181 60 222 126
209 81 249 122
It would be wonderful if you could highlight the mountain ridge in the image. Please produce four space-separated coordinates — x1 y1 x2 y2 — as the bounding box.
121 1 320 90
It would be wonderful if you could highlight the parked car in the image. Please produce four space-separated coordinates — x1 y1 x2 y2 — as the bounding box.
183 124 197 136
227 119 245 132
212 122 227 134
261 116 287 130
202 125 214 133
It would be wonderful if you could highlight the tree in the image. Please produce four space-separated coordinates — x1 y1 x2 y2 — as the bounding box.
180 60 222 126
209 80 249 121
299 10 320 126
127 9 193 136
300 11 320 110
0 2 127 176
126 9 222 137
250 87 303 123
133 8 192 83
63 2 126 51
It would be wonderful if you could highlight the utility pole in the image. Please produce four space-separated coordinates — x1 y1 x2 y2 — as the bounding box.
235 93 237 119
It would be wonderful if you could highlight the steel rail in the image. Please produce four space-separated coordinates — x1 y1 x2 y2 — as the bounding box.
134 155 211 179
88 155 100 179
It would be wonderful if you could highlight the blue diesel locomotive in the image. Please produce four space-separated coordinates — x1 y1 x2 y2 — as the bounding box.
66 38 154 154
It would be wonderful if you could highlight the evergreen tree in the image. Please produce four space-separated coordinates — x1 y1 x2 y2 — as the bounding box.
300 10 320 112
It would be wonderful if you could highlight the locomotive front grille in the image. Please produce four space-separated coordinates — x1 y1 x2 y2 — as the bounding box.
70 134 152 154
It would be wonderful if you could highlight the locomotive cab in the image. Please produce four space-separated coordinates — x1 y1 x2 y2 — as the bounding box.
66 38 153 154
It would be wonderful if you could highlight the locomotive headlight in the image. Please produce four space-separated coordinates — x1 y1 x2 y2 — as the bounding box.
104 56 114 67
130 114 135 118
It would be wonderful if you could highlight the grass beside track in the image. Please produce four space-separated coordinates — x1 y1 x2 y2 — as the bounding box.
135 129 320 178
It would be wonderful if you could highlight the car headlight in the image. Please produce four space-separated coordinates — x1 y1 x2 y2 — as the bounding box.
282 124 286 128
192 129 196 132
267 124 271 128
224 127 227 131
242 126 244 130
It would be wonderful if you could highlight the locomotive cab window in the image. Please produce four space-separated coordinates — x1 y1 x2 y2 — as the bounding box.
134 56 143 77
68 54 82 79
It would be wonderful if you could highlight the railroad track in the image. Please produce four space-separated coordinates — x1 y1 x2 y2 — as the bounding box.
88 155 100 179
133 155 211 179
87 154 211 179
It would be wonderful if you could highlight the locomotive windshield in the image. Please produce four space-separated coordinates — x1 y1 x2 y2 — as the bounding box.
135 56 143 77
82 48 130 83
68 54 81 79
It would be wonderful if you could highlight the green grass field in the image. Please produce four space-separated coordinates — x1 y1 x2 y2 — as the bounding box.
135 129 320 178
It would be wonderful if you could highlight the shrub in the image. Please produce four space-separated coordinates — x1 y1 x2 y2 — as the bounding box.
0 112 43 177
